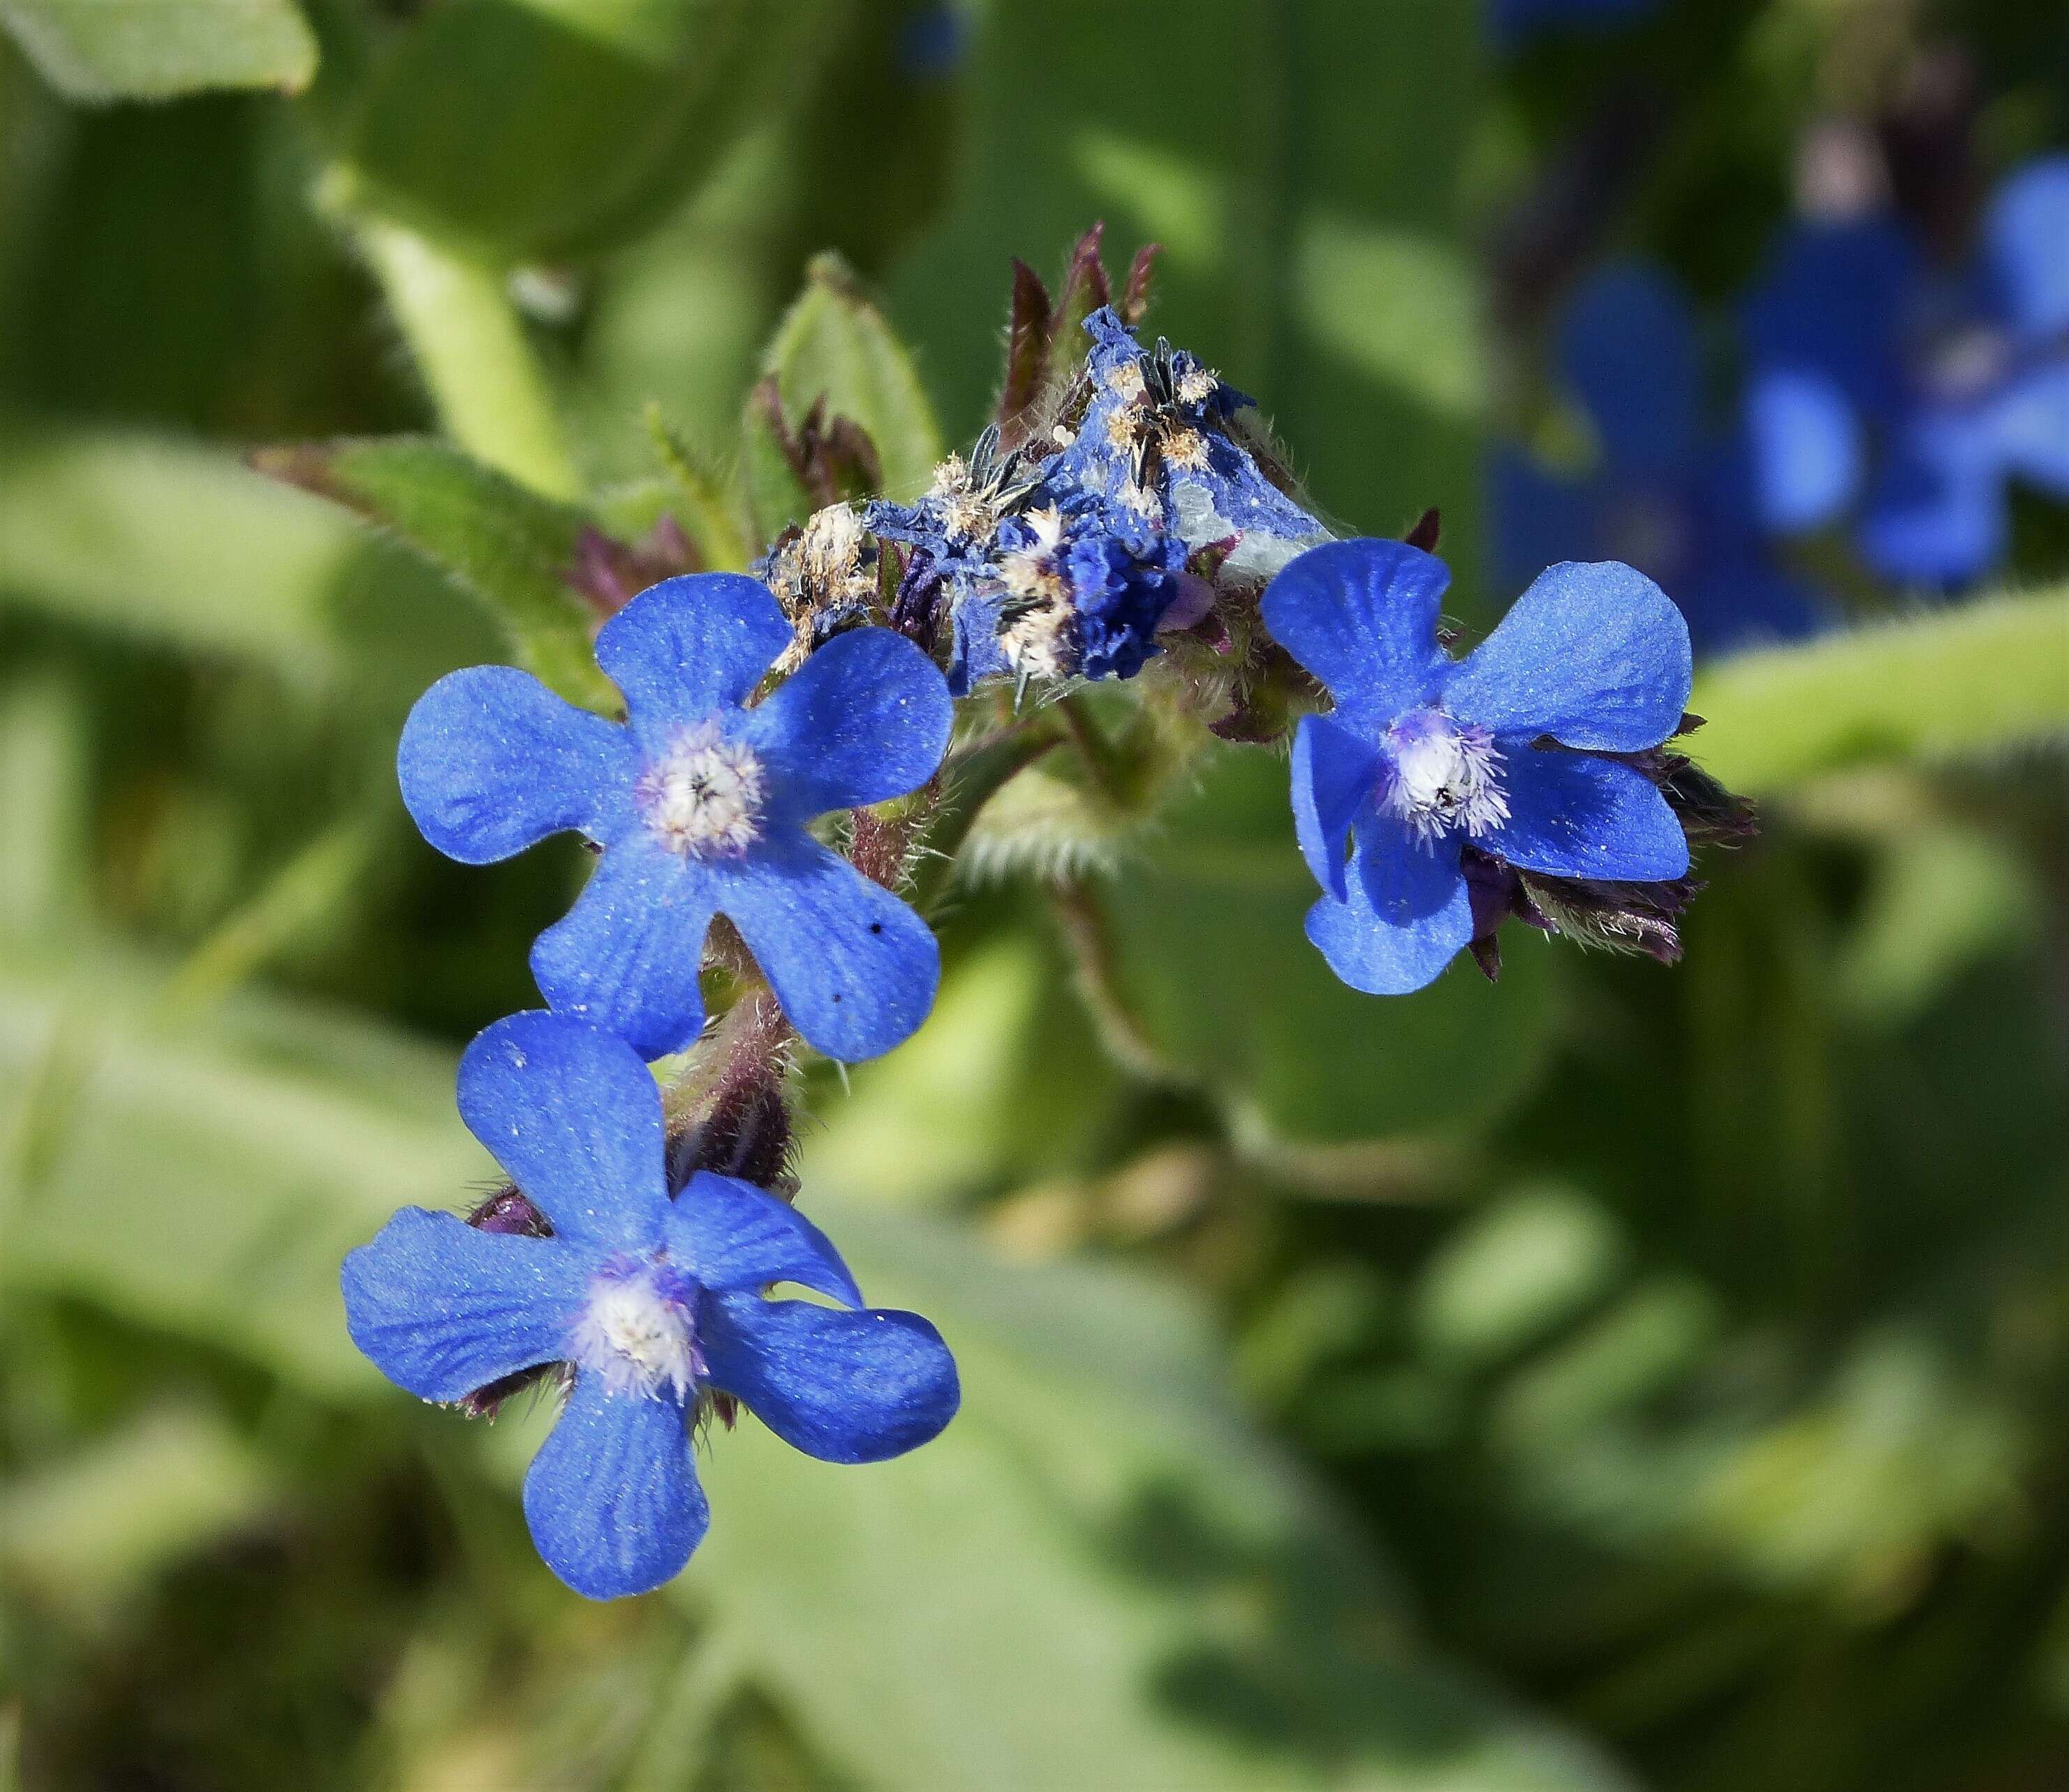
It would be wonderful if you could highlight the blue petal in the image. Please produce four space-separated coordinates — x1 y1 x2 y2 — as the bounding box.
1289 713 1378 902
1481 748 1688 880
664 1172 863 1308
1445 561 1691 750
1992 360 2069 494
737 627 952 825
456 1011 671 1250
523 1373 706 1599
700 1293 959 1464
716 833 939 1062
1742 368 1863 535
1260 540 1450 720
1742 219 1918 420
1859 407 2004 587
1490 450 1600 594
1985 154 2069 339
1559 265 1702 476
594 575 792 750
397 667 636 865
342 1208 587 1402
531 834 718 1062
1304 817 1473 996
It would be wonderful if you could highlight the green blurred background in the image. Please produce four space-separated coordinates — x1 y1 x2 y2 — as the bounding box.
1 1 2066 1788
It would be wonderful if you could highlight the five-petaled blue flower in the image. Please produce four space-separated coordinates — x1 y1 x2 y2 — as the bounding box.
1262 540 1693 994
399 573 952 1063
343 1011 960 1600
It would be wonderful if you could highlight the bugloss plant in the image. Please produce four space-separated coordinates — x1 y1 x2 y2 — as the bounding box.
332 239 1751 1597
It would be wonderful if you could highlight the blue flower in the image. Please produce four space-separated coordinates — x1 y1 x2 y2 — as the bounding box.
954 486 1188 688
1494 263 1830 656
1490 0 1663 49
1742 156 2069 586
1261 540 1692 995
344 1012 959 1600
399 573 952 1062
1053 309 1327 579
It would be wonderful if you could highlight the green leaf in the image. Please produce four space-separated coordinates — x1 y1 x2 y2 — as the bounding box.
1088 743 1560 1149
675 1201 1633 1792
0 0 316 102
0 422 351 677
339 0 838 264
796 936 1123 1208
251 436 616 711
0 1402 279 1608
0 941 483 1397
1688 587 2069 792
762 252 943 500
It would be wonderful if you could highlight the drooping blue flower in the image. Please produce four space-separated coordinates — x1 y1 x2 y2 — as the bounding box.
1742 156 2069 586
1052 308 1328 579
399 574 952 1062
344 1012 959 1601
1261 539 1692 995
1494 263 1830 656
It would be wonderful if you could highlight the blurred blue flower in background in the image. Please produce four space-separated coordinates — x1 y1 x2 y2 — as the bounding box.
398 575 951 1062
1491 0 1665 50
344 1014 959 1600
1745 157 2069 583
1494 265 1829 656
1261 539 1691 995
1744 155 2069 586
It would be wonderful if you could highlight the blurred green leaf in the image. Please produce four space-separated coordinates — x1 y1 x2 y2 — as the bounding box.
1688 587 2069 792
0 1402 278 1608
339 0 838 263
0 0 316 102
1835 822 2041 1025
0 423 351 676
677 1201 1634 1792
0 942 483 1395
0 676 90 939
1089 743 1560 1148
798 936 1122 1207
1413 1187 1627 1370
251 435 615 709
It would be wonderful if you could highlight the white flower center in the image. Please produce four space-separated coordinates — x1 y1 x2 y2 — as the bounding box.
1383 710 1510 844
569 1265 701 1400
640 720 766 857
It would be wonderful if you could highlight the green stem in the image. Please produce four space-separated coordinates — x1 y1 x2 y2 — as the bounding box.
1052 691 1131 806
355 217 584 501
1688 586 2069 793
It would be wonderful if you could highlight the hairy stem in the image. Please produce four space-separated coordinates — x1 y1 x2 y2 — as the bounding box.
355 217 584 501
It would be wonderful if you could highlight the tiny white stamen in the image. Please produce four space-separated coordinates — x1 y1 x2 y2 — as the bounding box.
1382 711 1510 845
640 719 766 857
570 1268 700 1400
